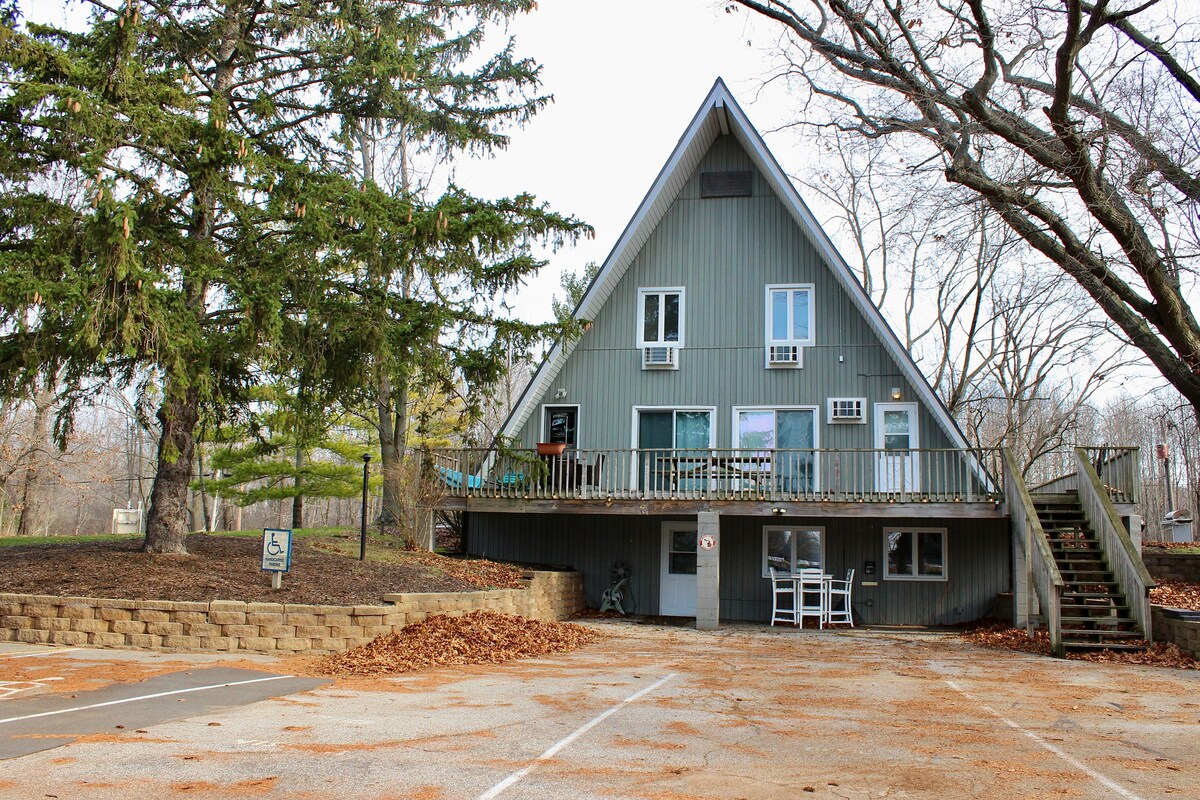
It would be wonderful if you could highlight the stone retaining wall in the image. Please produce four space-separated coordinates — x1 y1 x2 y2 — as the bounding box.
1152 605 1200 657
0 570 583 654
1142 552 1200 584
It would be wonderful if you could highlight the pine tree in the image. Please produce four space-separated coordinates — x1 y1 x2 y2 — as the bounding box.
0 2 585 552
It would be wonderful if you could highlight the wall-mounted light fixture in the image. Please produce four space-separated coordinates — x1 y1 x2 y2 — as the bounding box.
890 387 902 400
554 388 567 400
771 506 786 515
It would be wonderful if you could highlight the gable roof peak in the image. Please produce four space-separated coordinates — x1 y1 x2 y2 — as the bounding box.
499 81 970 453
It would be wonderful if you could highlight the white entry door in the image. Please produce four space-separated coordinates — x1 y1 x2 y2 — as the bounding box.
660 522 697 616
875 403 919 493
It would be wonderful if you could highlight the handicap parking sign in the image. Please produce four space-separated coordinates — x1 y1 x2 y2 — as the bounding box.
261 528 293 572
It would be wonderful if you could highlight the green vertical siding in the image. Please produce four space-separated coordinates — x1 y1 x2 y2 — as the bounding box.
517 134 954 456
468 512 1009 625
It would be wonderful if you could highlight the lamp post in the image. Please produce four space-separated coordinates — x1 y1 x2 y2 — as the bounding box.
360 453 371 561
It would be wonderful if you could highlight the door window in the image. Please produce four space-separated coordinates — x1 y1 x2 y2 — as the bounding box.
544 406 578 448
883 410 912 451
668 529 697 575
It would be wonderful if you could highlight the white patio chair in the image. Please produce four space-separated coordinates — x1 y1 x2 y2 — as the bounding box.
769 567 799 626
797 568 825 629
826 568 855 627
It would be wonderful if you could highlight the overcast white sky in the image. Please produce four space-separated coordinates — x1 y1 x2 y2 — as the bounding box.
455 0 795 321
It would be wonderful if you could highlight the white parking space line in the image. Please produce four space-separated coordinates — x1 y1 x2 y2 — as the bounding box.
478 673 675 800
0 674 294 726
0 649 79 660
945 679 1146 800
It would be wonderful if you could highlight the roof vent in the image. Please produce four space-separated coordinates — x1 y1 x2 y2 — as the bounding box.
701 171 752 198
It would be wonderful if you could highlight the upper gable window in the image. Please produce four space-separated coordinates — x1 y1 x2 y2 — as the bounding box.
638 288 684 347
765 284 813 367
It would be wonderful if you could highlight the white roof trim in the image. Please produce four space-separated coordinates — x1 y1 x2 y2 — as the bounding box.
500 78 971 453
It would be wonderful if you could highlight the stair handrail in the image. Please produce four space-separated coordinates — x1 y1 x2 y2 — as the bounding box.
1073 448 1156 643
1002 449 1065 658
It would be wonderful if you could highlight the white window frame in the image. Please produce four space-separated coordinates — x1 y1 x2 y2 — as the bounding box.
731 405 820 489
764 283 815 361
637 287 685 348
539 403 581 448
761 525 825 578
883 527 948 582
827 397 867 425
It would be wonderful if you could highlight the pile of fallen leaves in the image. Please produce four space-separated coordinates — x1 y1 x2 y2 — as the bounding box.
405 553 527 589
1070 642 1200 669
959 619 1199 669
1144 541 1199 550
317 611 599 675
1151 580 1200 610
959 619 1051 655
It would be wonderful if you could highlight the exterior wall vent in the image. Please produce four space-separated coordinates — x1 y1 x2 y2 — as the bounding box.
642 345 678 369
700 170 752 198
827 397 867 424
767 344 801 366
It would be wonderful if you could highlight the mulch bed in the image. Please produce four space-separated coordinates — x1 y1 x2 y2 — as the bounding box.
960 619 1199 669
0 534 526 605
317 611 599 675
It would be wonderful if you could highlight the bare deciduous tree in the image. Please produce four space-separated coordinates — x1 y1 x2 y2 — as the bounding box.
732 0 1200 423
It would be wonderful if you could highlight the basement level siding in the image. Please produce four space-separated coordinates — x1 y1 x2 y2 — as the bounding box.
466 513 1010 626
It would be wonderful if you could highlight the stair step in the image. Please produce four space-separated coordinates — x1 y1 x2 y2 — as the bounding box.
1063 641 1149 651
1061 617 1136 626
1061 603 1130 611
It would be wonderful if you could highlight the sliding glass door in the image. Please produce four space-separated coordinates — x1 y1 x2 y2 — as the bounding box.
636 408 713 492
734 407 817 493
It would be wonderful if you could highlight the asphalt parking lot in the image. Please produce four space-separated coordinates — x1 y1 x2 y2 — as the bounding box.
0 623 1196 799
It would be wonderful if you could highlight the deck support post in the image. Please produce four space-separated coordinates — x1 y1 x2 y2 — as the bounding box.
1012 519 1038 628
696 511 720 631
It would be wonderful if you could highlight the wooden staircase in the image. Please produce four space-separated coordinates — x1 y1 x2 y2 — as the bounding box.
1033 494 1147 652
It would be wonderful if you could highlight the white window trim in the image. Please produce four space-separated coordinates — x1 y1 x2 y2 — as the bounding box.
761 525 825 578
764 283 815 347
827 397 867 425
629 405 717 487
731 405 820 490
883 527 948 582
637 287 686 348
539 403 581 448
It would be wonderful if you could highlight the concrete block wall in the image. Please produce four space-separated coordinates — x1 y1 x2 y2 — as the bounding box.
0 570 583 655
1142 553 1200 584
1151 606 1200 657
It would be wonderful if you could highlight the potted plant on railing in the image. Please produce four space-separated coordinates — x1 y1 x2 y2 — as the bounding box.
536 441 567 456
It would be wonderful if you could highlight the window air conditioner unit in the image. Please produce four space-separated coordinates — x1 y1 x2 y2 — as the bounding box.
828 398 866 423
768 344 800 365
642 345 678 368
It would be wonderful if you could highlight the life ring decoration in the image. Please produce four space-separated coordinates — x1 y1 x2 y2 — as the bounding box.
699 534 716 551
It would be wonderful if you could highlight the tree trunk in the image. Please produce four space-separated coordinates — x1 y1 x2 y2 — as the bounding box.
377 371 407 527
143 386 200 553
291 446 304 529
16 385 53 537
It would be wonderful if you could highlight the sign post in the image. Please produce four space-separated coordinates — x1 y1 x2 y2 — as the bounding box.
261 528 293 590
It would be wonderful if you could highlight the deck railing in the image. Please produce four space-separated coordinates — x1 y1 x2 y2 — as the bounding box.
431 447 1003 504
1027 447 1141 504
1002 449 1065 657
